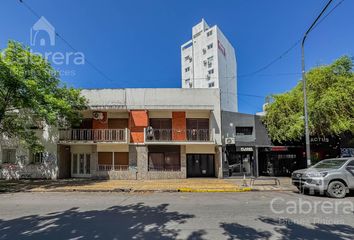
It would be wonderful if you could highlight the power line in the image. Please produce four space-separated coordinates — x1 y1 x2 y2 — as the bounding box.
18 0 116 83
238 0 345 78
238 40 301 78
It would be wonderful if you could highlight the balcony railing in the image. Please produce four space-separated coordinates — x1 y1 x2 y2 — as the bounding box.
145 128 214 142
59 129 128 142
97 164 129 171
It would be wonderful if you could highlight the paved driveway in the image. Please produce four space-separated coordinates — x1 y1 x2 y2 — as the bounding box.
0 191 353 239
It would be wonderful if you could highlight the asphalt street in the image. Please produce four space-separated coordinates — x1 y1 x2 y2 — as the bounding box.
0 191 353 239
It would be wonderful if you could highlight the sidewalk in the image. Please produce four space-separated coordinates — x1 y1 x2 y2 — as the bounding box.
0 177 296 193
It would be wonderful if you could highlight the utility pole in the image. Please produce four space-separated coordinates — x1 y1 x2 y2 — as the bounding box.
302 0 333 167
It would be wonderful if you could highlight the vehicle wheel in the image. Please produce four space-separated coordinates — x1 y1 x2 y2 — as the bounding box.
327 181 346 198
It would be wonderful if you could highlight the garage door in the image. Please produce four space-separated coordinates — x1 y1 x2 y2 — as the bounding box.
187 154 215 177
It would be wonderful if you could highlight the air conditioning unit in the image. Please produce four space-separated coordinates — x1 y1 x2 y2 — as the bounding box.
225 137 235 145
92 111 104 120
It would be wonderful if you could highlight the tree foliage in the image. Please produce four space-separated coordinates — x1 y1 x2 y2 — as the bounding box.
0 41 87 152
263 56 354 143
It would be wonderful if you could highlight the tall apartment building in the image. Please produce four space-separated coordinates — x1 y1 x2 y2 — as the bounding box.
181 19 238 112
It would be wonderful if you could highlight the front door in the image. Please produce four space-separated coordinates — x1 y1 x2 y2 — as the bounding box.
71 153 91 178
187 154 215 177
228 153 253 176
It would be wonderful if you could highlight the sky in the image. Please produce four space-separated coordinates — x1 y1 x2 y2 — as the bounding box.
1 0 353 114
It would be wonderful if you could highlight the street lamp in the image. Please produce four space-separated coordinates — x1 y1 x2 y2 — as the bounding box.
301 0 333 167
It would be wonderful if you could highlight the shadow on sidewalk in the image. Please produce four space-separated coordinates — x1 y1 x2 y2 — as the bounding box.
0 203 197 239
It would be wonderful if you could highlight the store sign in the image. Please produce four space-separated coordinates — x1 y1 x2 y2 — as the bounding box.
237 147 254 152
271 146 288 152
310 137 330 143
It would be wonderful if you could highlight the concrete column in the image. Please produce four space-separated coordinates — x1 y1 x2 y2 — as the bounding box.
215 146 223 178
180 145 187 178
129 145 148 180
112 151 115 170
254 147 259 177
91 145 98 175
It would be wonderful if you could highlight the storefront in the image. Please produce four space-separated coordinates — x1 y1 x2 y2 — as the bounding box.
225 145 256 177
258 146 304 177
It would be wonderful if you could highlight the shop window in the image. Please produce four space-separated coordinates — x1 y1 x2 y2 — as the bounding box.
236 127 253 136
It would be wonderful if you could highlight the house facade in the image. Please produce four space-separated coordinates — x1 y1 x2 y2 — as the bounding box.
1 88 223 180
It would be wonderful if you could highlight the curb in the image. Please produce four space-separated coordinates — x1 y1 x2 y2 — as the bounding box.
177 187 252 192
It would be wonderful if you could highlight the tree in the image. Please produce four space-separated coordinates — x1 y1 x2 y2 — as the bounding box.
0 41 87 152
263 56 354 143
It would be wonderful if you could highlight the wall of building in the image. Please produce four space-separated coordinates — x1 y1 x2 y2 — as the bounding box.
81 88 222 146
181 19 237 112
0 126 58 180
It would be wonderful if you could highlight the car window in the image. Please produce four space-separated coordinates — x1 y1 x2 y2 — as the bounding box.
347 160 354 167
312 159 347 169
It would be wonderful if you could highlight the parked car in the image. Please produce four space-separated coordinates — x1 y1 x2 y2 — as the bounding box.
292 158 354 198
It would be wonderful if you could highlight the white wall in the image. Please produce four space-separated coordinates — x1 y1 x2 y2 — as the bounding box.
0 125 58 179
181 19 238 112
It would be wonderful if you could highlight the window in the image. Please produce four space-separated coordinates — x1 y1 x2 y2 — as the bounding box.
193 31 201 39
236 127 253 136
149 118 172 141
207 43 213 50
79 154 85 174
185 56 192 62
347 160 354 168
185 79 191 87
86 154 91 174
207 30 213 37
185 67 190 72
1 149 16 164
208 82 215 88
73 154 78 174
187 119 210 141
208 69 214 75
148 146 180 171
207 56 213 68
31 152 45 164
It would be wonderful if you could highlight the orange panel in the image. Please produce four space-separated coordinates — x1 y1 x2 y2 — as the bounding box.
129 111 148 143
130 131 145 143
129 110 148 128
172 112 186 141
